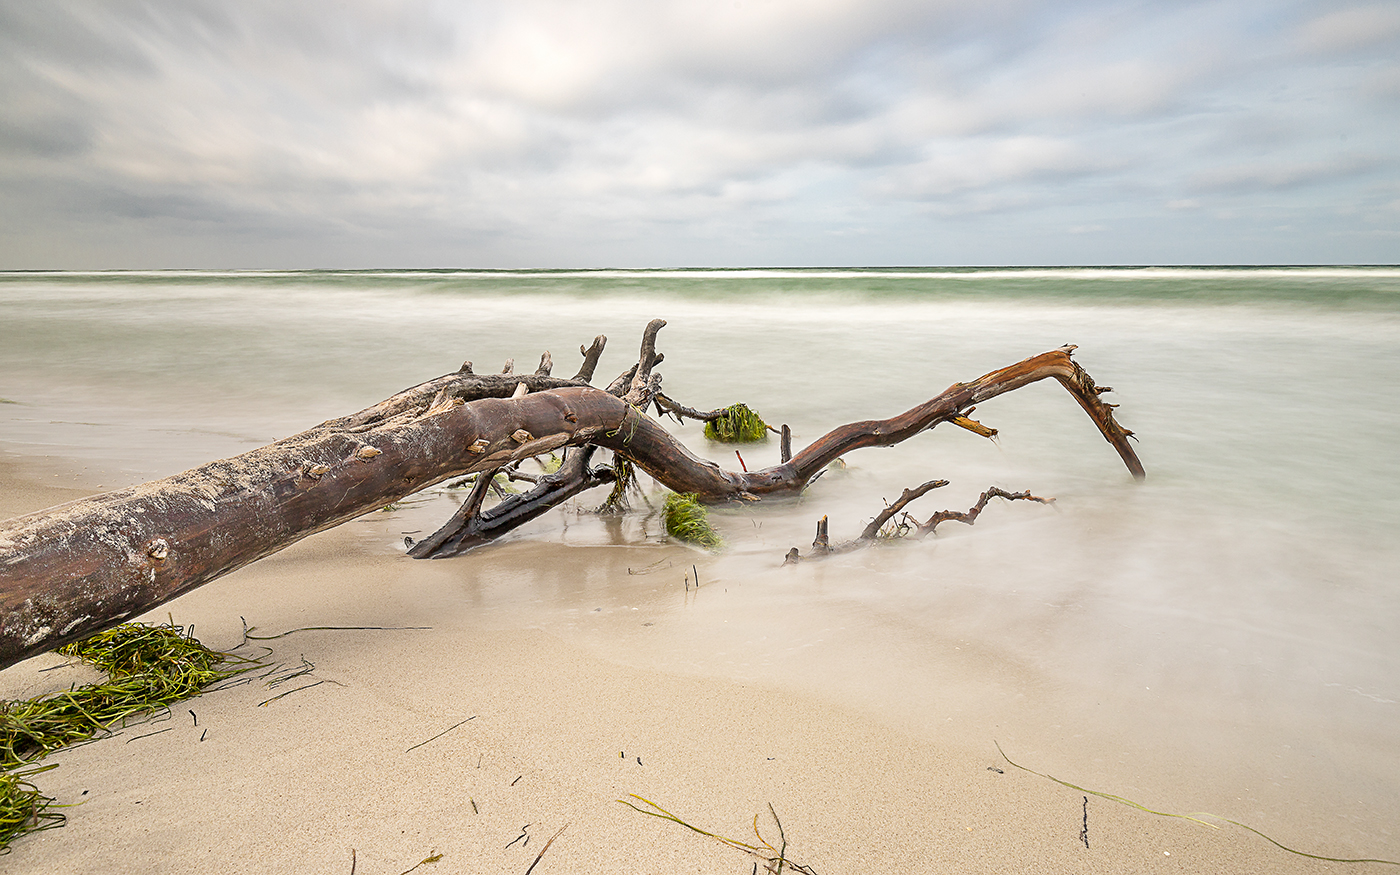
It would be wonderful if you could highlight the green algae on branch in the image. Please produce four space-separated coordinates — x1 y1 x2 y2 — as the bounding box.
663 492 723 550
703 403 769 443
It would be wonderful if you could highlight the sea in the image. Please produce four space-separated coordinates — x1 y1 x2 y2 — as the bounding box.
2 266 1398 854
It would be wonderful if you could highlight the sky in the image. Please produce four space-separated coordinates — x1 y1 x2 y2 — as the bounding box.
1 0 1397 268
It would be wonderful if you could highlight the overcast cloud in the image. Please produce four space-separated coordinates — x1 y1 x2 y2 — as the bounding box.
1 0 1397 267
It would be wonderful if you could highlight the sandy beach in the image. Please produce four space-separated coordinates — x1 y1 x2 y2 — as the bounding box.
3 0 1397 862
1 450 1378 875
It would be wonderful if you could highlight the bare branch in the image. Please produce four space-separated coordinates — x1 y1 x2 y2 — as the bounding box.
857 479 950 541
623 318 667 408
913 487 1054 536
785 482 1050 562
573 335 607 382
653 392 727 423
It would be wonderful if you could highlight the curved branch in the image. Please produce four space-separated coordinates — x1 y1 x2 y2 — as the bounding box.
410 321 667 556
860 479 950 540
773 345 1143 487
604 345 1144 502
913 487 1054 536
408 448 609 558
783 483 1053 562
653 392 727 423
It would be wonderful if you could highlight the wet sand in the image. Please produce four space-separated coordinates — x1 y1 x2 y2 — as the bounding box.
0 455 1375 874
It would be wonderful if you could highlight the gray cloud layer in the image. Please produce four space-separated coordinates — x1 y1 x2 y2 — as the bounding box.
1 0 1397 267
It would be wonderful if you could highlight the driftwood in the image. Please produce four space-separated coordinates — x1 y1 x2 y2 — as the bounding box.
0 322 1142 670
783 483 1056 563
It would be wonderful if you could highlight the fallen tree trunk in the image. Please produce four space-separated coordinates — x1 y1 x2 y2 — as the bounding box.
0 325 1142 670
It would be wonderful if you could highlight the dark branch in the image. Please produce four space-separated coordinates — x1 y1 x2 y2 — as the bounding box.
653 392 727 423
573 335 607 382
409 448 609 558
912 487 1053 536
785 482 1050 562
858 479 950 541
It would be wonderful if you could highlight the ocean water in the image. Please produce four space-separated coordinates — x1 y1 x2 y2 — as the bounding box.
3 267 1399 853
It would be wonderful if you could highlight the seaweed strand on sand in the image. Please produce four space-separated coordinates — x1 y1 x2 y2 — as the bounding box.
995 742 1400 867
0 621 255 851
620 794 817 874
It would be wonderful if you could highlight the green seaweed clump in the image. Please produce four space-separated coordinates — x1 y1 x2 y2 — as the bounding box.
56 622 232 698
2 623 242 765
703 404 769 443
0 765 62 851
663 493 723 550
0 622 252 851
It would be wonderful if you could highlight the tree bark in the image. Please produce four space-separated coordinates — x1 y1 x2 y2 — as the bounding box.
0 329 1142 670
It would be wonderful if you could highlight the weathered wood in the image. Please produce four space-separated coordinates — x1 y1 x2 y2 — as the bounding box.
0 384 627 666
406 447 610 557
860 479 951 541
912 486 1055 536
586 343 1142 503
361 341 1141 560
782 482 1055 562
0 331 1143 670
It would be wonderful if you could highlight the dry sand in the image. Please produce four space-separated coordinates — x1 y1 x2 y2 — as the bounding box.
0 456 1369 874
